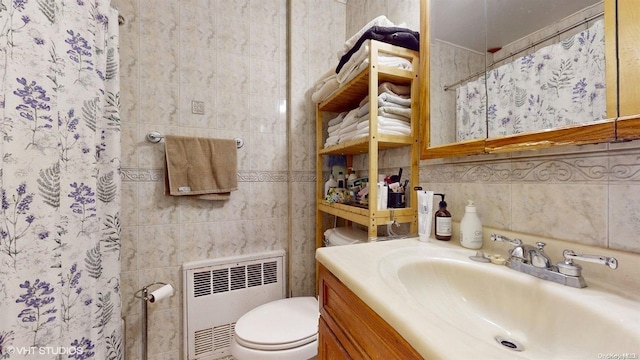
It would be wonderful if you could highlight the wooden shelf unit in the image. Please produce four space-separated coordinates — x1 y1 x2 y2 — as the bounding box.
315 40 420 243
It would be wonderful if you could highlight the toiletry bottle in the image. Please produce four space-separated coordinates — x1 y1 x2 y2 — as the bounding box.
434 193 452 241
324 173 337 196
415 187 434 242
336 171 345 188
347 168 357 189
460 200 483 249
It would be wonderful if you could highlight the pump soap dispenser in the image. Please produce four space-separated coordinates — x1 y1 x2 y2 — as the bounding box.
434 193 452 241
460 200 483 249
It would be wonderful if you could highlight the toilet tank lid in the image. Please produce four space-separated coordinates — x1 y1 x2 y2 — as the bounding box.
234 296 319 346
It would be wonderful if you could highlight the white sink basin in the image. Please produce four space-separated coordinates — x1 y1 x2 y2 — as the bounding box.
378 246 640 359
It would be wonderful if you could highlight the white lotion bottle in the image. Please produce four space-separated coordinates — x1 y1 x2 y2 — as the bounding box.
460 200 483 249
415 187 434 242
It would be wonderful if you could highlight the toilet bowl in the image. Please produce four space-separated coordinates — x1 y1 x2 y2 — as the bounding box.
231 227 366 360
231 297 319 360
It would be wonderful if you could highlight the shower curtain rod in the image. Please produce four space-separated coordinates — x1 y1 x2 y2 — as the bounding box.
443 11 604 91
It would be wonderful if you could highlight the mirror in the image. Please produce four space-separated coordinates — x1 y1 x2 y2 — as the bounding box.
423 0 612 158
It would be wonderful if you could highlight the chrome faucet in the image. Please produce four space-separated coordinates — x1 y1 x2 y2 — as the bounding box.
490 234 551 267
491 233 618 288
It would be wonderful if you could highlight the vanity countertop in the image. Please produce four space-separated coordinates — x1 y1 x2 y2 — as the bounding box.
317 238 475 358
315 236 640 359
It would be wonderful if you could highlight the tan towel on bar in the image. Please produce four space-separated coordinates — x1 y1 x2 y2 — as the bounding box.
164 135 237 200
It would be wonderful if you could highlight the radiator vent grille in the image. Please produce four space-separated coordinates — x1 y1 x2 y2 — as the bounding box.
212 269 228 294
184 251 285 359
247 263 262 287
194 328 213 356
264 261 277 284
213 323 235 351
193 261 279 297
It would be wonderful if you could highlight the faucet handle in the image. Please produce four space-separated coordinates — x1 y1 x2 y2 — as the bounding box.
491 233 523 246
556 249 618 277
536 242 546 250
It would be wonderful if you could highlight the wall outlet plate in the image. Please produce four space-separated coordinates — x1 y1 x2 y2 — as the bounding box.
191 100 205 115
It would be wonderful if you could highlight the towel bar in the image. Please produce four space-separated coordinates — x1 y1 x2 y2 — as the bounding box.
146 131 244 149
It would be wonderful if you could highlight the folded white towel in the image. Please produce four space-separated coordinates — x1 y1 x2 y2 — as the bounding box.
352 128 410 140
338 16 396 59
359 83 411 107
339 108 360 128
327 122 342 134
327 112 346 127
338 129 360 143
338 59 370 85
312 77 340 103
338 54 412 85
356 116 411 130
312 69 336 90
338 121 359 135
378 92 412 107
357 101 411 118
379 106 411 120
324 135 340 147
355 124 411 137
337 41 371 84
379 116 412 127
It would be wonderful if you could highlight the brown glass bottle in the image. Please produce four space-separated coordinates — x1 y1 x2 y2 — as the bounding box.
434 193 452 241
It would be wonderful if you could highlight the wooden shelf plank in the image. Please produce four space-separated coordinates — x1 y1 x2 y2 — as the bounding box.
617 115 640 140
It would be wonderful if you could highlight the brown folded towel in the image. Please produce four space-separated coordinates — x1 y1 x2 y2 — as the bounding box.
164 135 237 200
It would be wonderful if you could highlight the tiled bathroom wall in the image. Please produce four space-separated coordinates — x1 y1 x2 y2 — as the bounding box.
421 142 640 255
290 0 346 296
113 0 288 359
429 40 485 146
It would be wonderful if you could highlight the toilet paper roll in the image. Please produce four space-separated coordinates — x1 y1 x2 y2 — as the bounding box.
149 284 174 303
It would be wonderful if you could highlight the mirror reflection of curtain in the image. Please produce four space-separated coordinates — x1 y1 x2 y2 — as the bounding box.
0 1 122 358
456 19 605 141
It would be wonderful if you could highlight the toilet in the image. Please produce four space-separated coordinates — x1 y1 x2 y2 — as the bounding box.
230 226 367 360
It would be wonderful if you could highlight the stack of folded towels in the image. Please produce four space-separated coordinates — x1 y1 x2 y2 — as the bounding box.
324 82 412 148
311 15 419 104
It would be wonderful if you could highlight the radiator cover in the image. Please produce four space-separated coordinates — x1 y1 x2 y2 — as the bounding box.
182 250 286 359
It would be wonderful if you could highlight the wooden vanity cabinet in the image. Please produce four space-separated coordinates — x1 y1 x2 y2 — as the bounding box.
318 264 422 359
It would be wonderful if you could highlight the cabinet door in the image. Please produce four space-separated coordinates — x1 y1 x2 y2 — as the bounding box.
319 317 352 360
319 264 422 359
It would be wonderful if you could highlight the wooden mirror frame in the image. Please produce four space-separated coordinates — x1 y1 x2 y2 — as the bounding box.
419 0 631 160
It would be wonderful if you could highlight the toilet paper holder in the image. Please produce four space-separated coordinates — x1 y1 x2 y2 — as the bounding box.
134 282 174 360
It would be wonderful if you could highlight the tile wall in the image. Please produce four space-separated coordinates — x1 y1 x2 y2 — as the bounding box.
113 0 289 359
421 142 640 255
290 0 346 296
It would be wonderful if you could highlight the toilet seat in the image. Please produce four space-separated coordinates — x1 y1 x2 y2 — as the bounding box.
234 297 319 351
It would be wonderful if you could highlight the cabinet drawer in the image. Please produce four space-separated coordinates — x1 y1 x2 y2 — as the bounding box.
318 264 422 359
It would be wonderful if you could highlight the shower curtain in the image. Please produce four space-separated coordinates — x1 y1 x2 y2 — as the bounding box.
456 19 606 141
0 1 122 359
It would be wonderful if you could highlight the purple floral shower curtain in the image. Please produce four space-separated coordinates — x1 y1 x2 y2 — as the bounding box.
0 1 122 359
